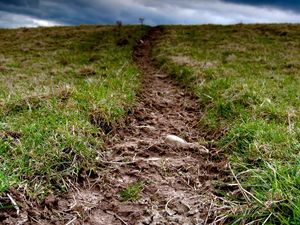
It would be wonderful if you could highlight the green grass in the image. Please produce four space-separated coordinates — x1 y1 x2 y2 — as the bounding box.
0 25 148 198
152 24 300 224
120 182 143 202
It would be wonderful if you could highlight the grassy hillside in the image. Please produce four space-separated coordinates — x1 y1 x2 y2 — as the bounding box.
0 25 146 198
152 24 300 224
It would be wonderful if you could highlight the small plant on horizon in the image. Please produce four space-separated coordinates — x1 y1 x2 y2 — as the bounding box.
116 20 122 27
120 182 143 202
139 17 145 26
116 20 122 36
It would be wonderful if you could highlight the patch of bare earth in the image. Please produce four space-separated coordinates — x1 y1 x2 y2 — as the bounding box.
2 28 228 225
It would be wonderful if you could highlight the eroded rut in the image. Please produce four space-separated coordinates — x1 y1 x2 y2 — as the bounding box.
4 28 227 225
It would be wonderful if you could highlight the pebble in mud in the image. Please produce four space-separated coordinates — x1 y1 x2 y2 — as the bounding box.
165 134 188 147
165 134 209 154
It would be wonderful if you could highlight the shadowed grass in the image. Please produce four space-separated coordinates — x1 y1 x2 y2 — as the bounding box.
152 24 300 224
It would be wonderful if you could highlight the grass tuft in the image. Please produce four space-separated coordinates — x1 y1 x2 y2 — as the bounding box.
120 182 143 202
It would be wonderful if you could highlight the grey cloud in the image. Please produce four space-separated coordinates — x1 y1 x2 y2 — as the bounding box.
0 10 58 28
0 0 39 7
0 0 300 28
223 0 300 12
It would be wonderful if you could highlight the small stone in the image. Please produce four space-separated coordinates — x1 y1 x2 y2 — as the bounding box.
165 135 189 147
165 135 209 154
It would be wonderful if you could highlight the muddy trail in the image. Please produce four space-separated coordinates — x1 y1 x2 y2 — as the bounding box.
2 27 228 225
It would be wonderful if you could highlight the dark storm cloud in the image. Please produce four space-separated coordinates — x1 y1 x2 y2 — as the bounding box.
0 0 38 7
0 0 300 28
223 0 300 12
0 0 175 26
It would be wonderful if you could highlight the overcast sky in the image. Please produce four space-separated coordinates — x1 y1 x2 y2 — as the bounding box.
0 0 299 28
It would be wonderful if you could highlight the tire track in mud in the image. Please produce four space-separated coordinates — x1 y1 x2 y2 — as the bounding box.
3 27 228 225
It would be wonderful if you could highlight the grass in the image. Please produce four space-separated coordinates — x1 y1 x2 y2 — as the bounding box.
120 182 143 202
0 25 148 199
152 24 300 224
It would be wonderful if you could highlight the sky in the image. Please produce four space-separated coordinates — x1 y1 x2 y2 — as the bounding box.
0 0 299 28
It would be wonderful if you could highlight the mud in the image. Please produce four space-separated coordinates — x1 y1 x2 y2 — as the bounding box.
1 27 228 225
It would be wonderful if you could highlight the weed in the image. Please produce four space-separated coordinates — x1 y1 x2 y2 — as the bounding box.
120 182 143 202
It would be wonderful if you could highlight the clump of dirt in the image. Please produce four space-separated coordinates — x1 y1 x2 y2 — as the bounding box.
89 108 113 135
0 131 21 147
1 27 229 224
79 65 97 76
116 38 129 46
0 131 21 140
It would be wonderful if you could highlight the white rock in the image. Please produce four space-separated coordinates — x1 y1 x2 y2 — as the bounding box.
165 135 188 147
165 134 210 154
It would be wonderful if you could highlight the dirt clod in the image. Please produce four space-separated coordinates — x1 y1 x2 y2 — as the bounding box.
0 131 21 140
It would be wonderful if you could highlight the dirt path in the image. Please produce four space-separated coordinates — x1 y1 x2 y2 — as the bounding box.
73 27 225 224
3 28 227 225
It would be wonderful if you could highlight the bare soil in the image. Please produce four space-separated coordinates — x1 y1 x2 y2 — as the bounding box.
1 28 228 225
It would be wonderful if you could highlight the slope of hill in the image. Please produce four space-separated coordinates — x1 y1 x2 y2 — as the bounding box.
0 25 146 197
152 24 300 224
1 24 300 224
